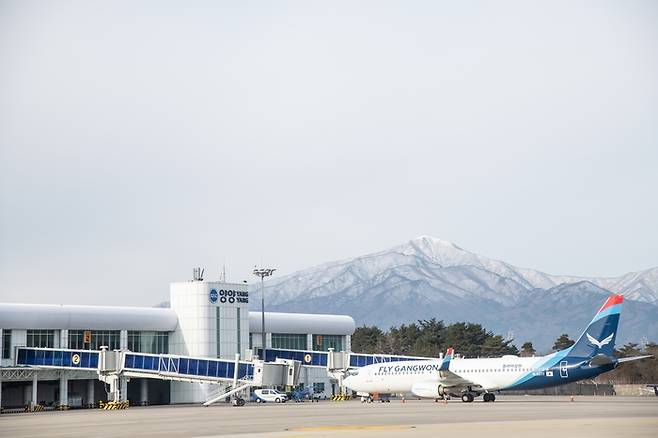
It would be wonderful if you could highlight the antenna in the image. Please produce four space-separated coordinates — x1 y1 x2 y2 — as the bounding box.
192 267 205 282
221 264 226 282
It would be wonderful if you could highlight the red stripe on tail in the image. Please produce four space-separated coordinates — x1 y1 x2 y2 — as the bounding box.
598 294 624 313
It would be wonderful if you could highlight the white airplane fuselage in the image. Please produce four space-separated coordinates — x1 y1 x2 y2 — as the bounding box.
343 295 647 401
344 355 548 395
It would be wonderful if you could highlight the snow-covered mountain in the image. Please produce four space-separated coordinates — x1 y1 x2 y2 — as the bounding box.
252 236 658 351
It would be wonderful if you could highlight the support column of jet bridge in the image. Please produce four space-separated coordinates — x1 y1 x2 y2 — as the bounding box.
326 348 350 398
97 346 122 402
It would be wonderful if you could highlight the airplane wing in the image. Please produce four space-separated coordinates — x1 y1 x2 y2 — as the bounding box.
437 369 480 388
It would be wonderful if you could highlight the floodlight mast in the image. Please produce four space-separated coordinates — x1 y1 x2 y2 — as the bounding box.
253 267 276 361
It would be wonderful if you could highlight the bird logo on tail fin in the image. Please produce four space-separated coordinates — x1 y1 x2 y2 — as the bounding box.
586 332 614 349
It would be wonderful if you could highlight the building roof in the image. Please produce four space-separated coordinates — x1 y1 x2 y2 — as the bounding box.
249 312 355 335
0 303 179 331
0 303 356 336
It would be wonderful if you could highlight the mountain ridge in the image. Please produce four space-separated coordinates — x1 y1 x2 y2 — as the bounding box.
251 236 658 350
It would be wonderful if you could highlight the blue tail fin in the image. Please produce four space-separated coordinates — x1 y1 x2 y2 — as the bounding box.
567 294 623 358
439 347 453 371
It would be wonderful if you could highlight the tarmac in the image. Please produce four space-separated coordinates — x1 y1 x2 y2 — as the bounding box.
1 396 657 438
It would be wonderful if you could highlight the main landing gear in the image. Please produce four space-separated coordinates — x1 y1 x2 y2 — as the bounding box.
460 392 495 403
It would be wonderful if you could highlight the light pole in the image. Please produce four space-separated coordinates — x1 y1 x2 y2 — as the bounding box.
253 267 276 361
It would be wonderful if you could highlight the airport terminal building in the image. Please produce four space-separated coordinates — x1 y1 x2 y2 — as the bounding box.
0 278 355 408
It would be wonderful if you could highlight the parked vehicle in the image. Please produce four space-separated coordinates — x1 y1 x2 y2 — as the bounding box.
252 389 288 403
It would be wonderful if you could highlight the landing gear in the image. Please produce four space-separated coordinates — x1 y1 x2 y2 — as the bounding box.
461 393 474 403
483 393 496 403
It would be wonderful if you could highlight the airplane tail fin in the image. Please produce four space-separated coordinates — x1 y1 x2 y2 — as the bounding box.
567 294 623 358
439 347 453 371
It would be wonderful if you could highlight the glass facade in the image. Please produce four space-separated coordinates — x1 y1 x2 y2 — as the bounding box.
127 331 169 354
216 307 221 358
312 334 343 351
27 329 54 348
271 333 307 350
236 308 241 355
69 330 120 350
2 330 11 359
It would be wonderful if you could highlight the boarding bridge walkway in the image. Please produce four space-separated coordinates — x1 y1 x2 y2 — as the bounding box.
259 348 433 369
14 347 299 405
16 347 254 383
10 347 434 407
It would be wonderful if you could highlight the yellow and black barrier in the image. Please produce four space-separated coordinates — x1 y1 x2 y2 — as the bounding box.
99 400 129 410
331 394 350 401
24 404 45 412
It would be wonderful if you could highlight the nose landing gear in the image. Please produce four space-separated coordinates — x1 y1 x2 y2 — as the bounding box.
483 393 496 403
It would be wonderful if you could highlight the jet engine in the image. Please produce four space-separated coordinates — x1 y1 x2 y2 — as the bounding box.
410 381 441 398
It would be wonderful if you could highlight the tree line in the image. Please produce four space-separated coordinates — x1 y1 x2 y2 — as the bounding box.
352 319 518 358
352 321 657 383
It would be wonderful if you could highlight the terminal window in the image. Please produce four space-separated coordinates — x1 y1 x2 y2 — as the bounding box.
69 330 120 350
271 333 307 350
127 331 169 354
236 308 241 356
313 334 343 351
90 330 120 350
27 329 54 348
2 330 11 359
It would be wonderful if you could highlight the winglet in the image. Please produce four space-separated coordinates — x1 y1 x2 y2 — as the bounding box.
440 347 454 371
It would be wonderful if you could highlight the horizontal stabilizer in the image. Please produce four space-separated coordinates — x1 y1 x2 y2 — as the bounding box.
617 355 653 364
589 354 614 366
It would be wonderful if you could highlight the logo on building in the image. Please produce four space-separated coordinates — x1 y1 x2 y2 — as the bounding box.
72 354 81 365
209 289 249 304
304 354 312 364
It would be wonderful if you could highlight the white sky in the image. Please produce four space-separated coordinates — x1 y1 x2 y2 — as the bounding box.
1 1 657 305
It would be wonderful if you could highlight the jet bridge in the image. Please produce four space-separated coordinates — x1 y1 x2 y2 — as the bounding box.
14 347 300 407
259 347 436 396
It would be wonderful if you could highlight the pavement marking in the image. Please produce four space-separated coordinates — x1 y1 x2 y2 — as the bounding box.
291 425 412 431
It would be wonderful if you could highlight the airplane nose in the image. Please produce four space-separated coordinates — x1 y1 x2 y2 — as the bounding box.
343 376 356 389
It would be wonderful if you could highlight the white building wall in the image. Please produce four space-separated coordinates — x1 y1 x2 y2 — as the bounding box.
120 330 128 350
60 330 68 349
169 280 250 404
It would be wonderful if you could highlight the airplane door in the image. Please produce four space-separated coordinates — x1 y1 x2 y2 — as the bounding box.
560 361 568 378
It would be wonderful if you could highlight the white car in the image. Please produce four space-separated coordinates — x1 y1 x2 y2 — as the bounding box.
253 389 288 403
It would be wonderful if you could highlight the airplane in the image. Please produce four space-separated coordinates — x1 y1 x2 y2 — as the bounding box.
343 294 652 402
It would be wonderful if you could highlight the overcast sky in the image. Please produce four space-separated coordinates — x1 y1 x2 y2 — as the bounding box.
1 1 657 306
